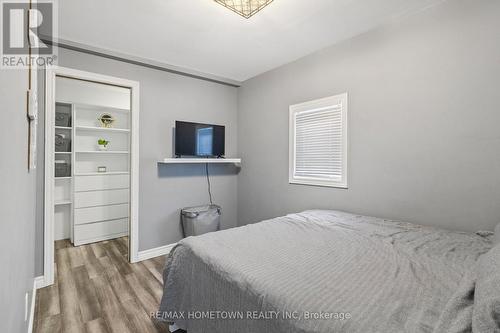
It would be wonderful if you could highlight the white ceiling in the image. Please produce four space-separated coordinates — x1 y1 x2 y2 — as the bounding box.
58 0 444 82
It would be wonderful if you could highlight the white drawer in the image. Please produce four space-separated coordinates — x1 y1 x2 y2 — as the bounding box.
75 189 129 208
75 174 129 192
74 203 129 225
74 218 128 245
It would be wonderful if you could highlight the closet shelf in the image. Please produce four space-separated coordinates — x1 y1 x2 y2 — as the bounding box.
75 172 130 176
68 102 130 113
75 126 130 133
54 200 72 206
76 151 129 154
55 126 72 130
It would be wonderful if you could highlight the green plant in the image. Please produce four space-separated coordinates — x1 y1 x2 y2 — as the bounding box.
98 139 109 147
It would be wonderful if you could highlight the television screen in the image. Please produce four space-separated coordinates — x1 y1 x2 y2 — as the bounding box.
175 121 225 157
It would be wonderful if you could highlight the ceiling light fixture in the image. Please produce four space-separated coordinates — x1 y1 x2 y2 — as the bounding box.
214 0 274 19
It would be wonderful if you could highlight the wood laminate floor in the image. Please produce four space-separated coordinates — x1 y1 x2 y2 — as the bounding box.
34 238 174 333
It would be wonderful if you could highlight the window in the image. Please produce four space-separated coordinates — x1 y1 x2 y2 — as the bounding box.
289 93 348 188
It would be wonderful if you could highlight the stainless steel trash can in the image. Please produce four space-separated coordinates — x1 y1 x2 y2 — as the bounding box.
181 204 221 237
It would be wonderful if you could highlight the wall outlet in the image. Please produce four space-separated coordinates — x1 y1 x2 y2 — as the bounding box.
25 292 29 321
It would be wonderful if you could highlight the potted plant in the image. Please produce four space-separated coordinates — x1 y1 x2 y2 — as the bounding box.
97 139 110 151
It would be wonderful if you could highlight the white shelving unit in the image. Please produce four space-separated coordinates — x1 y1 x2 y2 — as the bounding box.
53 102 74 242
71 101 131 246
51 83 132 246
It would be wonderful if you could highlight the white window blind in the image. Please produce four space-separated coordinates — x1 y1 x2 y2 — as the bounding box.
289 93 348 188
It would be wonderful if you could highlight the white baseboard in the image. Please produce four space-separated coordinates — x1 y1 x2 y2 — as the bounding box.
34 276 46 290
137 243 176 262
27 278 37 333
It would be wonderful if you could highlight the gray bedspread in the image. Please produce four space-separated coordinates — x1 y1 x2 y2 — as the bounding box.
159 210 495 333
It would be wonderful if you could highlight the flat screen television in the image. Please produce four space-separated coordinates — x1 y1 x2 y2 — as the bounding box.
175 121 225 157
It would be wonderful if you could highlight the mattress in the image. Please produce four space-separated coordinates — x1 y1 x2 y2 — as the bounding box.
158 210 495 332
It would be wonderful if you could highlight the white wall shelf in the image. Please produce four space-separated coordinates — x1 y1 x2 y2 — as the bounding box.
76 126 130 133
55 126 72 130
160 158 241 165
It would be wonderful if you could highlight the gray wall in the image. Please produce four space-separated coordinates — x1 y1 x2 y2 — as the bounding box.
0 70 37 331
35 48 238 275
237 0 500 232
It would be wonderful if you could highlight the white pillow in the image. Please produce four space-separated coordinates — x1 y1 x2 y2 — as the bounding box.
495 223 500 245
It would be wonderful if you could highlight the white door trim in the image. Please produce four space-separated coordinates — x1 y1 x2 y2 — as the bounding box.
43 66 140 288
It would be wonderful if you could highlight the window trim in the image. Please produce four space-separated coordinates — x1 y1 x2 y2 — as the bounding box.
289 93 348 189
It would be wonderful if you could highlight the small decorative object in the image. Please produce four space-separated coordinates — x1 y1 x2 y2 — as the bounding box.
55 111 71 127
97 166 107 173
97 139 110 151
55 160 71 177
55 134 71 152
98 113 115 128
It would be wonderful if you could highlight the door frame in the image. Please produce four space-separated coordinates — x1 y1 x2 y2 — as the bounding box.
42 66 140 287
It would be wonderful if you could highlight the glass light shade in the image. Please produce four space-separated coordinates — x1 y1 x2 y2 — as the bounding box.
214 0 274 18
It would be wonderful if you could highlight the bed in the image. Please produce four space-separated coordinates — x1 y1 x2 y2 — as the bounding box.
158 210 499 332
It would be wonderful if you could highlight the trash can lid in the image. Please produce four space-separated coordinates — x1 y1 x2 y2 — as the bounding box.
181 204 221 215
